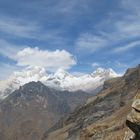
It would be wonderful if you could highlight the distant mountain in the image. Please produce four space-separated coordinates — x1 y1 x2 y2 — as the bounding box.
0 81 91 140
0 66 48 99
46 68 119 93
0 66 119 99
42 64 140 140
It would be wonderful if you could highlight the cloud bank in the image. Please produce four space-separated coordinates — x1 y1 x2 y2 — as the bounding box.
14 47 76 71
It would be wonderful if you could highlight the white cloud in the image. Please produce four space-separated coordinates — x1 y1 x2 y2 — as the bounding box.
113 40 140 53
115 61 128 68
0 16 71 48
121 0 140 14
14 47 76 71
0 39 25 59
75 0 140 53
92 62 100 68
76 33 108 52
71 71 86 77
0 17 40 38
0 39 76 73
0 63 19 80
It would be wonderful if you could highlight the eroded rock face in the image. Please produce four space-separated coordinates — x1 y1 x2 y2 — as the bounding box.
124 90 140 140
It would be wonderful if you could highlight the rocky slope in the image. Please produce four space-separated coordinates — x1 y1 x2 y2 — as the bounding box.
0 81 91 140
43 64 140 140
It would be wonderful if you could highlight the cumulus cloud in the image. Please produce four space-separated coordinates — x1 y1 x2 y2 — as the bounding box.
14 47 76 71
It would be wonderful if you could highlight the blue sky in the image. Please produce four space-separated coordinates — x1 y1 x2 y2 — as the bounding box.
0 0 140 79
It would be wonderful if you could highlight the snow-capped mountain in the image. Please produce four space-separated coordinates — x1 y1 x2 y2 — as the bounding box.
0 66 48 99
0 66 120 99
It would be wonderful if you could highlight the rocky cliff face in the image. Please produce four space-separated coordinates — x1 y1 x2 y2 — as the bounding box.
124 90 140 140
43 65 140 140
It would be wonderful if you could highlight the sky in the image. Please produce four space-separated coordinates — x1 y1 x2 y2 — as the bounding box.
0 0 140 79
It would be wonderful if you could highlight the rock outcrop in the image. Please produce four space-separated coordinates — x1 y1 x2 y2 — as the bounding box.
124 90 140 140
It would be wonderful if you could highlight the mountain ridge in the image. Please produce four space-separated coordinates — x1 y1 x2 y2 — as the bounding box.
42 64 140 140
0 67 119 99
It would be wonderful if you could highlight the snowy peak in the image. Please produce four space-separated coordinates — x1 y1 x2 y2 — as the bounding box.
54 69 73 80
91 68 119 77
0 66 48 99
0 67 120 99
13 66 48 85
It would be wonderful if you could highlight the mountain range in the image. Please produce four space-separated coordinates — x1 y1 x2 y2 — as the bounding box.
0 67 119 99
0 65 139 140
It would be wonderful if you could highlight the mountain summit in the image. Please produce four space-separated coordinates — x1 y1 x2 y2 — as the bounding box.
0 66 119 99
